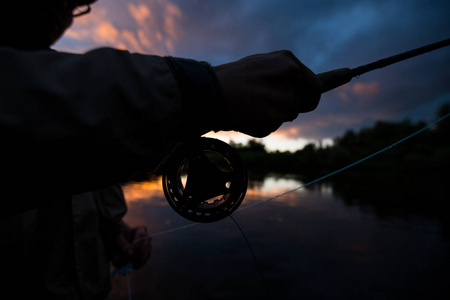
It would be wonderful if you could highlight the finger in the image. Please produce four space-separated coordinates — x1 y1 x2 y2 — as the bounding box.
132 225 148 240
287 53 322 113
115 233 132 253
244 120 283 138
131 237 152 269
297 62 322 112
132 247 152 269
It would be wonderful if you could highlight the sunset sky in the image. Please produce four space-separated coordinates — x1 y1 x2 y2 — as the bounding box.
54 0 450 152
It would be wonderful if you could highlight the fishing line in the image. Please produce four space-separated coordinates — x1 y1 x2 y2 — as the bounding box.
229 215 272 299
112 111 450 298
236 112 450 212
125 273 131 300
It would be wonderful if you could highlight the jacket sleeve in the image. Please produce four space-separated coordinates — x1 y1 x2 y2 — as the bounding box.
0 47 220 214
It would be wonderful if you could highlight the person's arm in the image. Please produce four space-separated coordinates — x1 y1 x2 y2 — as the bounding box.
1 47 321 215
1 47 191 210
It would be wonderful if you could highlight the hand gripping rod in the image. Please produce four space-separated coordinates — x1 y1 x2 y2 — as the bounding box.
317 38 450 93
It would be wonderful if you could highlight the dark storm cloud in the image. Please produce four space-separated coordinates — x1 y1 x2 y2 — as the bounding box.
170 0 450 140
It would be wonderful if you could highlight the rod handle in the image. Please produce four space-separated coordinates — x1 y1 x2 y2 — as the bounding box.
317 68 353 93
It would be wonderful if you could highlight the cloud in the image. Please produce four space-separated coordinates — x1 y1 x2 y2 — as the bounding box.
121 29 145 53
352 82 380 99
337 81 380 102
93 21 120 44
128 3 151 24
125 1 182 54
163 2 182 40
57 0 182 55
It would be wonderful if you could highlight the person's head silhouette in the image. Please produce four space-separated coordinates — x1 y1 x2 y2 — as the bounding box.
0 0 97 49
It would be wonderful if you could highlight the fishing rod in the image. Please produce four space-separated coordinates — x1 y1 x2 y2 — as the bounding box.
318 38 450 93
161 38 450 223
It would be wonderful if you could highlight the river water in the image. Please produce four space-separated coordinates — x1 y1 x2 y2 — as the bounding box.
108 171 449 300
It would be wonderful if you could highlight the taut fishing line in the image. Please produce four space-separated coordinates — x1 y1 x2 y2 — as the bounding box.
236 112 450 212
112 112 450 300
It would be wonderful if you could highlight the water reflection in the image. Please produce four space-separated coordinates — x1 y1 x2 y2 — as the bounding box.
250 175 307 193
109 171 449 300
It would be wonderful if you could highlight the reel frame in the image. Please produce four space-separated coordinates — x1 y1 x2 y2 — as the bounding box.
162 137 248 223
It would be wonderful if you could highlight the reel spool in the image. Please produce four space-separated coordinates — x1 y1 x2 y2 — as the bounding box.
162 137 248 223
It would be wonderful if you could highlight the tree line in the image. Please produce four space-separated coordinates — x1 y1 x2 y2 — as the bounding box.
230 104 450 176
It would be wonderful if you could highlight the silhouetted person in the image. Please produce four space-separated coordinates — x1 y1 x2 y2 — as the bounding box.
0 0 321 299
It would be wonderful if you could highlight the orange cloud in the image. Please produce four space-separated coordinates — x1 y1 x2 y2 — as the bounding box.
352 82 380 99
127 1 182 54
93 21 119 44
59 0 182 55
121 29 145 53
163 3 182 40
336 81 381 102
128 3 151 24
272 126 303 139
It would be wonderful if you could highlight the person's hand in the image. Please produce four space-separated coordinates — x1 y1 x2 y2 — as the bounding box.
213 50 322 137
112 225 152 270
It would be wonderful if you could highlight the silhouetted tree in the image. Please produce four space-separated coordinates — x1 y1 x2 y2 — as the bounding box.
229 104 450 175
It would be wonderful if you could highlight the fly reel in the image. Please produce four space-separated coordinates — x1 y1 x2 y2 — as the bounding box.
162 137 248 223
